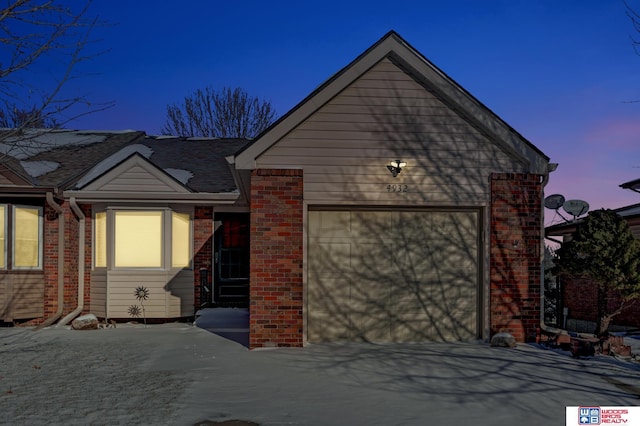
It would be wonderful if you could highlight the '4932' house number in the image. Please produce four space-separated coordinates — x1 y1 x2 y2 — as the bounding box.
386 184 408 193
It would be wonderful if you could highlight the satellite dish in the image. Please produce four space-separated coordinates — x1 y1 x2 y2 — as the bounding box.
544 194 565 210
562 199 589 218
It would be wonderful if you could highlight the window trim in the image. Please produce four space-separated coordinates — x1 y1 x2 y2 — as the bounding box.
0 204 44 271
93 207 192 271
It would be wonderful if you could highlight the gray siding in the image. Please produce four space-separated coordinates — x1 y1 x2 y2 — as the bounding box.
94 165 179 193
90 270 107 318
0 273 44 321
105 269 194 319
256 58 526 206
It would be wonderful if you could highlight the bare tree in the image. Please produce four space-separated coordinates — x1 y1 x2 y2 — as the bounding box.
162 86 277 138
0 107 58 128
0 0 110 140
627 1 640 55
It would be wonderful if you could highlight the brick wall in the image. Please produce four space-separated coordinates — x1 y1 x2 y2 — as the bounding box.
81 204 92 313
249 169 304 348
43 202 60 320
562 276 640 330
490 173 543 342
193 206 213 309
42 200 83 322
63 203 79 314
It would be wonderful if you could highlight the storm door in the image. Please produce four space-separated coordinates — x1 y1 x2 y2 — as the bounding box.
214 213 250 307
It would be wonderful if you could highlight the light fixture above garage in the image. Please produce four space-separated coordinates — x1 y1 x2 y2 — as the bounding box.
386 160 406 177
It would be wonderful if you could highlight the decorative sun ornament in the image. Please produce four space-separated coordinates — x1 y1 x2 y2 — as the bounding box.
128 305 141 317
134 286 150 302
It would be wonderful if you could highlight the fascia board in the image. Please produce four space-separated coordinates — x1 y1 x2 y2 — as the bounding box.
235 32 550 175
62 190 239 204
78 153 192 193
234 37 398 170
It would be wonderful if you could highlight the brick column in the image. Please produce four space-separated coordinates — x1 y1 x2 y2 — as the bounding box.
193 206 213 309
43 203 61 320
250 169 303 348
490 173 543 342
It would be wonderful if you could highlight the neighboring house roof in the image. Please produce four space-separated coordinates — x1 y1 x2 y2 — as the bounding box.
0 129 145 191
546 201 640 239
234 30 551 174
0 130 252 198
620 178 640 194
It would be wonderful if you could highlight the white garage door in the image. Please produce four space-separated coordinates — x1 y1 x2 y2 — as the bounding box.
307 209 479 342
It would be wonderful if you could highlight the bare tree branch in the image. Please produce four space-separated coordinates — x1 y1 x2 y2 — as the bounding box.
0 0 113 154
162 86 277 138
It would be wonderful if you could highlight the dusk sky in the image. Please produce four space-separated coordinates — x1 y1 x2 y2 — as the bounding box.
21 0 640 218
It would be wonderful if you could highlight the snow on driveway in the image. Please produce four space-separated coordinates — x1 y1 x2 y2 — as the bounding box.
0 321 639 426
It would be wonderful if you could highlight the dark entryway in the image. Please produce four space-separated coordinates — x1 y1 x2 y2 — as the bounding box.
213 213 250 307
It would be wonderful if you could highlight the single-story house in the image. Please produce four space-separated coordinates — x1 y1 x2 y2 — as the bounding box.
546 181 640 332
0 31 552 348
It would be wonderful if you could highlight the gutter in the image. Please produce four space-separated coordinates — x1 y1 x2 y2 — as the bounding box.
36 193 65 329
57 197 85 326
539 164 565 338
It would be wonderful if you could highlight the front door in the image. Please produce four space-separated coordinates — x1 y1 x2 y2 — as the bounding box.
214 213 250 307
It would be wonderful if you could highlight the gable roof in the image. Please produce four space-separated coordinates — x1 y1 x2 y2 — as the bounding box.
0 130 144 192
68 136 249 194
233 31 550 174
0 130 252 200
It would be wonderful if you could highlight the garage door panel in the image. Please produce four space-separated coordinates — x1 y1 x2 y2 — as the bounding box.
350 242 390 277
392 315 436 342
308 209 479 343
308 211 351 239
307 310 352 342
351 311 391 342
308 242 351 277
307 277 351 311
351 211 392 241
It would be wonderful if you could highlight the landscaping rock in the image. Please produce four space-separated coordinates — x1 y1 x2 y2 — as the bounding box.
71 314 99 330
490 332 516 348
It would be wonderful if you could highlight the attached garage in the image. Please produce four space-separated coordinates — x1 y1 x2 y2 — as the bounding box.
307 209 480 342
234 31 551 348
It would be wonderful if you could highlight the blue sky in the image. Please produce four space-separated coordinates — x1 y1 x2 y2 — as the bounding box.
22 0 640 214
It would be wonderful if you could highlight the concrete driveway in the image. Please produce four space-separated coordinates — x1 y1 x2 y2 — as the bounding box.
2 314 639 425
189 308 640 425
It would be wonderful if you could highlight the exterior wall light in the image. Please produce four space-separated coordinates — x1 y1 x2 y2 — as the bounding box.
387 160 406 177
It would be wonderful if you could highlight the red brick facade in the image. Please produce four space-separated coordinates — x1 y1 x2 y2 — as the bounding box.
562 277 640 330
43 202 61 321
249 169 304 348
42 200 88 324
193 206 213 309
490 173 543 342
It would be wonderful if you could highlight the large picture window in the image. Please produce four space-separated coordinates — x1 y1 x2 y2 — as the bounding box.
94 209 191 269
0 204 43 270
115 211 163 268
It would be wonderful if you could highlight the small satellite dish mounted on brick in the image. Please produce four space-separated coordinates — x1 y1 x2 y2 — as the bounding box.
544 194 565 210
562 199 589 220
544 193 589 223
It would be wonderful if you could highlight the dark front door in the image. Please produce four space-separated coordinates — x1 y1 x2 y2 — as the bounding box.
214 213 250 307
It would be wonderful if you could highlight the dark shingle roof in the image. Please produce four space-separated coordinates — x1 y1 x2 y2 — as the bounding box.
137 136 250 193
0 130 251 194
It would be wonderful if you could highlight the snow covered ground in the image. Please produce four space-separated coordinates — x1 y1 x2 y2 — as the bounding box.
1 310 639 426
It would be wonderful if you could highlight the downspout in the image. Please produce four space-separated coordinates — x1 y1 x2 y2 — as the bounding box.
539 164 566 337
57 197 85 326
36 192 65 329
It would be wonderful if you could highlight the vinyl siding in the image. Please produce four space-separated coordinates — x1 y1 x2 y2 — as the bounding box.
105 269 194 318
90 269 107 318
0 273 44 321
94 165 178 193
256 58 526 205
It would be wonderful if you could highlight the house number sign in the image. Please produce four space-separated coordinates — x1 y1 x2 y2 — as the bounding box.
386 184 408 193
